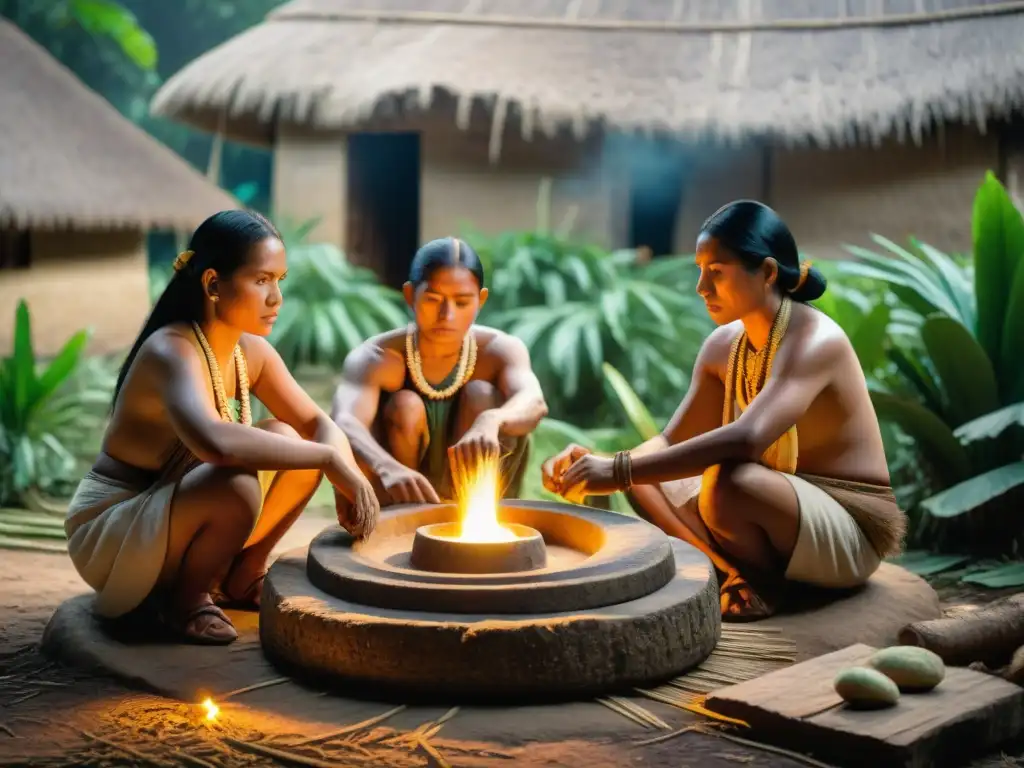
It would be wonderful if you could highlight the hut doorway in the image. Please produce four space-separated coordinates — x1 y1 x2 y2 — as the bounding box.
346 132 421 286
625 141 688 258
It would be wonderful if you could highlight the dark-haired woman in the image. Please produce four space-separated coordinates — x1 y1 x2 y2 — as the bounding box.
331 236 548 510
542 201 906 620
65 210 379 645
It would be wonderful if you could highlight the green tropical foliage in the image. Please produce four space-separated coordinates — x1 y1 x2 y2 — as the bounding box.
832 172 1024 570
518 363 663 515
468 231 711 426
0 301 113 505
1 0 157 70
269 241 407 369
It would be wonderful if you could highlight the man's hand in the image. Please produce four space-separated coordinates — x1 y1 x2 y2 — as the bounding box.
449 417 502 479
377 464 441 505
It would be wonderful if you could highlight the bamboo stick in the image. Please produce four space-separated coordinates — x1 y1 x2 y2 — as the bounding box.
290 705 406 746
218 676 290 701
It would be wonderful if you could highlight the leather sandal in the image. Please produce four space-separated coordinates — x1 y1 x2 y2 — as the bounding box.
163 598 238 645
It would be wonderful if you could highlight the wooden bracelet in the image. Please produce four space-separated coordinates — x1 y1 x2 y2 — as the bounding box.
614 451 633 491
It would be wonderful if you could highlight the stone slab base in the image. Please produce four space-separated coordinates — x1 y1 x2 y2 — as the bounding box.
40 559 941 715
262 539 720 700
757 562 943 661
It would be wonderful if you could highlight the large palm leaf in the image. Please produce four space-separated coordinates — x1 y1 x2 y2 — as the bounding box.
270 243 407 369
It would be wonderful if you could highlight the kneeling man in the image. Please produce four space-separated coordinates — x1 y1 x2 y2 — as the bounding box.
332 237 548 512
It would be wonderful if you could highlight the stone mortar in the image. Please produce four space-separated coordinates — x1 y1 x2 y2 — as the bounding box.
260 501 721 700
409 522 548 574
307 500 678 615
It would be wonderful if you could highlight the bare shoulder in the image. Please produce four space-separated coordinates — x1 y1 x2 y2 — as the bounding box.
475 325 528 360
341 329 406 387
782 304 851 371
238 333 277 366
699 323 742 374
141 325 201 371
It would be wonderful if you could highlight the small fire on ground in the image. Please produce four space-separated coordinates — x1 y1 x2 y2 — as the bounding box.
456 456 516 543
201 697 219 721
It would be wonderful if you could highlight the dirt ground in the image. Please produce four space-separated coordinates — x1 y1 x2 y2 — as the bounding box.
1 509 1022 768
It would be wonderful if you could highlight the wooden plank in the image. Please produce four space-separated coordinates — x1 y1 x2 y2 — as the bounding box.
705 644 1024 768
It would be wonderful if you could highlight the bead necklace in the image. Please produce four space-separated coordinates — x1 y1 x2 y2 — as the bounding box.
723 296 792 424
192 321 252 425
404 323 477 400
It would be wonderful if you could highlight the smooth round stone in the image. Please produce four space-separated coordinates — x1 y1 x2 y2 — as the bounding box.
409 522 547 574
869 646 946 692
834 666 901 709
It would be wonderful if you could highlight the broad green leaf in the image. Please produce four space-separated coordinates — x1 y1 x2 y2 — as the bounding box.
920 315 999 427
886 345 944 415
12 300 36 423
999 256 1024 402
887 550 972 576
325 303 364 353
599 291 629 348
581 321 603 380
953 402 1024 445
840 247 961 319
869 391 971 481
921 461 1024 518
960 562 1024 588
973 171 1024 374
911 239 976 329
870 235 967 320
36 330 89 405
602 363 660 440
548 311 591 397
848 302 890 372
70 0 157 70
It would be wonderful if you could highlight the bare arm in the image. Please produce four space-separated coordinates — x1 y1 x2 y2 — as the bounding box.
477 335 548 437
247 336 362 477
628 332 839 486
661 332 729 447
622 330 727 462
545 330 725 494
330 345 403 478
152 334 337 473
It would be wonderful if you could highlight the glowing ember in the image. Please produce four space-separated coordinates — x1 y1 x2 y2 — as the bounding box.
201 697 219 721
457 457 516 543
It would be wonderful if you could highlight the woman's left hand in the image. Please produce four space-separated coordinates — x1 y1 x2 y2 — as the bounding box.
560 454 619 497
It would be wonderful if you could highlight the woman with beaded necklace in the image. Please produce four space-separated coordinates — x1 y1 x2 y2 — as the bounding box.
64 210 379 645
542 201 907 621
331 237 548 514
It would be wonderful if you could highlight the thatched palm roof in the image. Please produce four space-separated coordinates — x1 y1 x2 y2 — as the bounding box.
151 0 1024 150
0 19 236 231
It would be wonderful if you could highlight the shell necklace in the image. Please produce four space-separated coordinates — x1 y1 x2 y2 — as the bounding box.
192 321 252 425
404 323 477 400
723 296 792 423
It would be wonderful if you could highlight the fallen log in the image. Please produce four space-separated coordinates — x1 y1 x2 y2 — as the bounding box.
898 595 1024 666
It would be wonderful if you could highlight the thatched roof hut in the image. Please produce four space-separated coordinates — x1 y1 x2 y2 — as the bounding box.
152 0 1024 149
0 19 236 230
149 1 1024 284
0 19 237 354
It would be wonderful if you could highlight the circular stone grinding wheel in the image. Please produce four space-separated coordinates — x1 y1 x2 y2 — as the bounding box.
259 503 720 700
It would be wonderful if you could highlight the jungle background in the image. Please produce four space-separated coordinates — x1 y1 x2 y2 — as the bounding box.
3 0 1024 596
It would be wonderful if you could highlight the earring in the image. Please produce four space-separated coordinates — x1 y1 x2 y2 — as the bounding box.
211 296 219 303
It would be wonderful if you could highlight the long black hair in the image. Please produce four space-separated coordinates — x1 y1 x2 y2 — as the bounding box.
699 200 826 303
407 236 485 288
113 209 281 406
